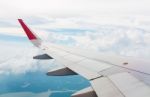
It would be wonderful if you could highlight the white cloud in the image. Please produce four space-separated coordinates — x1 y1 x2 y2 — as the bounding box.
0 15 150 75
0 27 25 37
0 15 149 37
0 41 57 75
37 16 150 58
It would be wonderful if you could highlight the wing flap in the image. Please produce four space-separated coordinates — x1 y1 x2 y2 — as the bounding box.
72 86 97 97
91 77 124 97
91 72 150 97
109 72 150 97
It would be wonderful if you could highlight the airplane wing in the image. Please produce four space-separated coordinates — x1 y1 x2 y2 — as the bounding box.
18 19 150 97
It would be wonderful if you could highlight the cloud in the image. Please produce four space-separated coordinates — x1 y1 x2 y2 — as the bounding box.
42 17 150 59
0 16 150 75
39 16 150 58
0 41 58 75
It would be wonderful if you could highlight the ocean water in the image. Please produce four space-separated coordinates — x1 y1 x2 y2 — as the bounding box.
0 71 90 97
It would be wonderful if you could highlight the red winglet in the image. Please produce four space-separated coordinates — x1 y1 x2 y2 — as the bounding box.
18 19 37 40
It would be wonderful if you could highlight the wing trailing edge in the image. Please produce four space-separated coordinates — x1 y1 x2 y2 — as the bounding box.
72 87 97 97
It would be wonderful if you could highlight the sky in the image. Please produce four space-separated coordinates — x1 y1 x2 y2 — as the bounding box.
0 0 149 74
0 0 149 97
0 0 150 17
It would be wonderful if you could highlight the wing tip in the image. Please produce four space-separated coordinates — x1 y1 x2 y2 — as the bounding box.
18 19 22 21
18 19 37 40
18 19 24 24
18 19 42 47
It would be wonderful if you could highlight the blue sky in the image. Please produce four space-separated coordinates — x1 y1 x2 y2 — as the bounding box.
0 34 27 42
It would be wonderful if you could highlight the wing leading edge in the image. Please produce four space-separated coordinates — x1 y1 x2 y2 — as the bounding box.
18 19 150 97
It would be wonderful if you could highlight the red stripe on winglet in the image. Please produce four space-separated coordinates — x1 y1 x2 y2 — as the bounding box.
18 19 37 40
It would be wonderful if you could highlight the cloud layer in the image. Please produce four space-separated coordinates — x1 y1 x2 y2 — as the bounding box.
0 15 150 75
0 41 58 75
